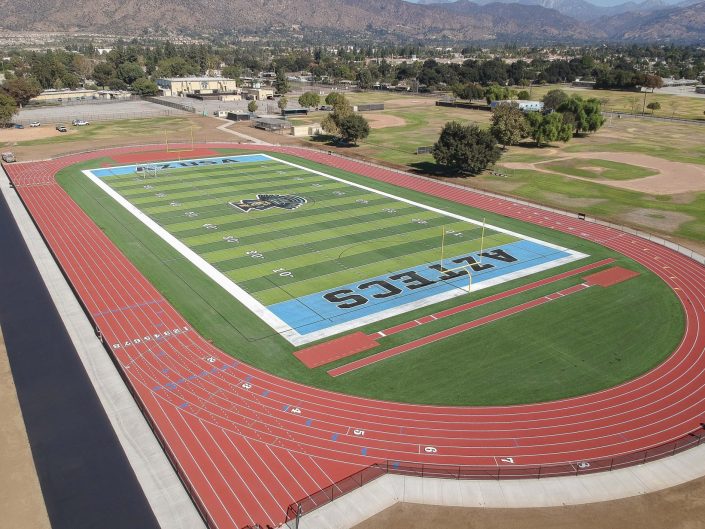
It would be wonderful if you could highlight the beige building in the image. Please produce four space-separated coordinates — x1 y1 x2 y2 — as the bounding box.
241 87 275 101
34 89 131 102
156 77 238 97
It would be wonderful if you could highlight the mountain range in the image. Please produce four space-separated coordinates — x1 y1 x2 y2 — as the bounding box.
0 0 703 42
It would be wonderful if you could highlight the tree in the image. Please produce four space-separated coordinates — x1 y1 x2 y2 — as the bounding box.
485 84 515 104
0 92 17 126
117 62 145 85
71 54 93 83
221 65 241 80
131 78 159 96
356 68 373 89
517 90 530 100
557 96 605 135
247 100 258 113
298 91 320 109
337 113 370 144
108 77 128 91
157 57 199 77
1 77 42 107
273 69 289 95
278 96 288 112
646 101 661 115
452 82 484 101
490 103 530 149
542 89 568 111
526 112 573 147
432 121 501 175
92 62 116 88
325 92 347 106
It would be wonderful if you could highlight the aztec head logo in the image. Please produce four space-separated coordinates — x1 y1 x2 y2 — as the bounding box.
229 194 307 213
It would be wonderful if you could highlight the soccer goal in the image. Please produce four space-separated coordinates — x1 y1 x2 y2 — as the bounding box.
136 163 163 179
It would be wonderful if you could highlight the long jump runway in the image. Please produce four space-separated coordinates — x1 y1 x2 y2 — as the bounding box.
6 144 705 529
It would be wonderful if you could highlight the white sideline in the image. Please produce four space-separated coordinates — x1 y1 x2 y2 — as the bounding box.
0 168 206 529
82 153 587 346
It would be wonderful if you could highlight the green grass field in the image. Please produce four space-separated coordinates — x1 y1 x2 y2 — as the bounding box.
58 148 685 405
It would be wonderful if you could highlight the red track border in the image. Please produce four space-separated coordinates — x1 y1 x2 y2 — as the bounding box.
6 144 705 529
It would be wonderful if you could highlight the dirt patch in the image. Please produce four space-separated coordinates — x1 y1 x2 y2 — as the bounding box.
366 113 407 129
0 329 51 529
618 208 694 233
0 126 74 144
353 476 705 529
540 192 608 209
384 98 437 109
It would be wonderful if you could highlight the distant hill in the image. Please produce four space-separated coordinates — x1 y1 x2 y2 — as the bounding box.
0 0 702 42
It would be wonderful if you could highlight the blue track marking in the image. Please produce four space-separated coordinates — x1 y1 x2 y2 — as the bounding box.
91 154 271 177
361 447 368 455
178 402 188 409
262 389 270 397
331 433 339 441
306 419 312 426
269 239 576 336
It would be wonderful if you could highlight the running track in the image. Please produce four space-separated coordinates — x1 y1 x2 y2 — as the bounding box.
6 144 705 529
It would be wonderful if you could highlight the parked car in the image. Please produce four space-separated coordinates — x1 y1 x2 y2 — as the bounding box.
29 121 41 127
1 152 16 163
13 123 24 129
72 119 90 126
56 124 68 132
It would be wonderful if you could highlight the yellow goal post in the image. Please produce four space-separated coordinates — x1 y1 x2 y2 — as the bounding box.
439 218 486 293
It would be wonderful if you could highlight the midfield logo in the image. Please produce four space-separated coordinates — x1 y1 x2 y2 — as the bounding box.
229 194 307 212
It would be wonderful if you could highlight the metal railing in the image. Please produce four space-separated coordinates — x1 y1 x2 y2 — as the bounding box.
284 428 705 525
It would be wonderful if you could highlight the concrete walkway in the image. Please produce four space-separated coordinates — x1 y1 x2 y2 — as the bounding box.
0 168 206 529
298 442 705 529
215 117 270 144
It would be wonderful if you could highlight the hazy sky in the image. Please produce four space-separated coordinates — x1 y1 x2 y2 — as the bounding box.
408 0 683 6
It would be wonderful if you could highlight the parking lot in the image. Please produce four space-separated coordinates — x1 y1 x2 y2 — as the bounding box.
15 99 189 126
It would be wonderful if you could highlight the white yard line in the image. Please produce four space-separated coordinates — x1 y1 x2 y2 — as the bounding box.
82 154 588 346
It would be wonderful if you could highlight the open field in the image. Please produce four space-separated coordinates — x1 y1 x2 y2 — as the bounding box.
3 115 237 161
539 158 658 180
56 148 682 405
300 91 705 250
524 84 705 121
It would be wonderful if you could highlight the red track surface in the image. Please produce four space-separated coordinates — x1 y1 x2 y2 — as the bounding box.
294 332 380 368
584 266 641 287
7 144 705 529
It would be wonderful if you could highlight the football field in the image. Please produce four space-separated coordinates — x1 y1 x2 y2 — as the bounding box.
84 154 586 345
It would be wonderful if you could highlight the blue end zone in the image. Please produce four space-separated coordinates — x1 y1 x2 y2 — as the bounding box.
269 240 578 336
90 154 271 177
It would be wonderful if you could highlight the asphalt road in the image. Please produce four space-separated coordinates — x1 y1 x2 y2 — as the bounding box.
0 189 161 529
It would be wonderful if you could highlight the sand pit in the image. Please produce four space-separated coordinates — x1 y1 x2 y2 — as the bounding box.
503 152 705 195
0 126 70 144
366 113 407 129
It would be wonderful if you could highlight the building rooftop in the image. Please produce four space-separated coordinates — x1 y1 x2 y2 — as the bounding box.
157 77 237 82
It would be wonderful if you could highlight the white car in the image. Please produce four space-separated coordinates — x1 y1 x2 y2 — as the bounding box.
29 121 41 127
72 119 90 126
